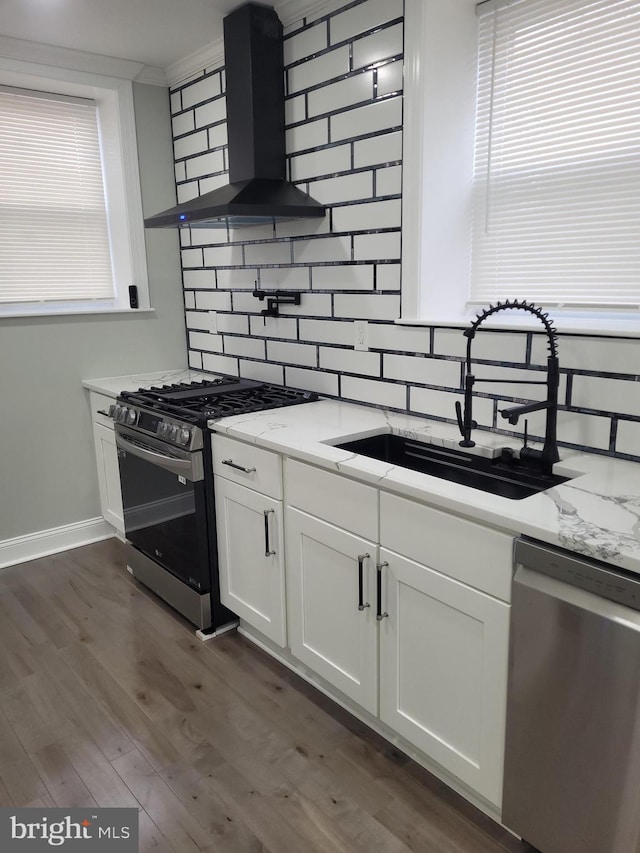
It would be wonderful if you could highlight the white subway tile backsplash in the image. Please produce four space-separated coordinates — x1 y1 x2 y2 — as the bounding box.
172 112 194 136
290 145 351 181
285 366 339 396
342 376 406 409
289 46 350 93
259 267 311 289
285 94 306 125
250 316 298 339
319 346 381 376
616 420 640 455
174 130 208 159
375 263 401 290
353 231 401 260
215 314 250 335
175 162 186 183
532 334 640 375
185 311 210 331
384 354 460 388
186 150 225 180
312 264 374 290
286 118 329 153
267 340 317 366
572 375 640 418
308 172 373 205
217 268 258 289
473 364 564 404
330 0 403 44
240 360 285 384
354 131 403 167
308 71 374 117
275 217 331 239
333 293 400 320
331 94 402 141
189 331 223 352
433 329 528 364
202 353 239 375
197 173 229 195
367 323 431 353
183 269 215 288
280 293 333 317
195 97 226 128
188 350 202 369
410 386 494 428
224 336 266 359
182 74 221 109
353 23 403 69
195 291 232 311
377 61 403 97
184 291 196 309
203 245 244 267
181 248 204 268
284 21 328 65
333 199 401 232
376 165 402 197
299 318 354 345
170 91 182 115
245 242 292 267
189 226 231 247
293 236 351 264
557 411 611 451
207 123 228 149
177 181 199 203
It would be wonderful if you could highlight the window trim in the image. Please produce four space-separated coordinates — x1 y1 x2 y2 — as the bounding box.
0 58 149 318
400 0 640 338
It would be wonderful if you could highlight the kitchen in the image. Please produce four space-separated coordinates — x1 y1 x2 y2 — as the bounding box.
1 0 640 851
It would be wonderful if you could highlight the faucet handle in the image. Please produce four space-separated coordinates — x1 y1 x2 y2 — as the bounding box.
523 419 529 448
455 401 465 437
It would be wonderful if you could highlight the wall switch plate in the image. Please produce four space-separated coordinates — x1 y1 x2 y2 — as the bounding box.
208 311 218 334
354 320 369 351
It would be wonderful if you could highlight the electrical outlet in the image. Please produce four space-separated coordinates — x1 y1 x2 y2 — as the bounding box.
354 320 369 351
208 311 218 334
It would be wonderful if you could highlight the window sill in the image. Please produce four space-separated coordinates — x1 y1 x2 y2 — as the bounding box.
0 307 156 320
396 315 640 339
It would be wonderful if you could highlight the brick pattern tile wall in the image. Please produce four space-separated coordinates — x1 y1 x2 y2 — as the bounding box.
169 0 640 463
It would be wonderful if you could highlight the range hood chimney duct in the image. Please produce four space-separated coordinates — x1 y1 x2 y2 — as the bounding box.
145 3 326 229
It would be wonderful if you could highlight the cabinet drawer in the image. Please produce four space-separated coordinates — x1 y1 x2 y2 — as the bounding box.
212 434 282 499
380 492 513 601
285 459 378 541
89 391 116 428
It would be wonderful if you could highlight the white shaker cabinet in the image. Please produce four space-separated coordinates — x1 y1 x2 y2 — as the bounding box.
212 435 287 646
88 391 124 536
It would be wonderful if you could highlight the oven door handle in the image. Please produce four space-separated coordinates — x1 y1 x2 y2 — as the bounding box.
115 432 201 481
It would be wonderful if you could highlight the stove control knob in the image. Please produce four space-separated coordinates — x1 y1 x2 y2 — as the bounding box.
126 409 137 426
178 428 191 446
108 404 117 419
114 405 124 423
157 422 167 438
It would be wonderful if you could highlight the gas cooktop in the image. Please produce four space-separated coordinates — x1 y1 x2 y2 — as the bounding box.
118 376 318 424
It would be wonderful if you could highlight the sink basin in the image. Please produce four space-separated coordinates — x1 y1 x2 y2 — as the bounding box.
334 434 570 500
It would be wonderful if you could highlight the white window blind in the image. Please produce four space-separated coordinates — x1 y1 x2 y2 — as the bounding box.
470 0 640 309
0 87 114 304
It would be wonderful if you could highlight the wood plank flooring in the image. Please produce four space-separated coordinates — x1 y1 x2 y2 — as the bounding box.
0 539 534 852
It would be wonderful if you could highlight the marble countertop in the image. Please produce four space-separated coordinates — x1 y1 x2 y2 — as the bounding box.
82 368 221 397
209 399 640 575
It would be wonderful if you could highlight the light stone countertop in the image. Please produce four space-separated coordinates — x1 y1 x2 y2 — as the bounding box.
208 398 640 576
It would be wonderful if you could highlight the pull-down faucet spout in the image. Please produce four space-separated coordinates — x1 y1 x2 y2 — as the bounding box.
456 300 560 475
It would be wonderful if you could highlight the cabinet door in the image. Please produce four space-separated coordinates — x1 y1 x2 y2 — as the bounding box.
93 421 124 535
286 508 378 715
215 478 286 646
378 547 509 807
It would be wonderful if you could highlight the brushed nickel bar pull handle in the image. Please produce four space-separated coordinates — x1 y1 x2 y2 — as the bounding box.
222 459 256 474
376 561 389 621
358 553 370 611
263 509 275 557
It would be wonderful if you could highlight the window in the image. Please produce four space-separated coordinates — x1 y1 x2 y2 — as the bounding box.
401 0 640 335
0 63 148 317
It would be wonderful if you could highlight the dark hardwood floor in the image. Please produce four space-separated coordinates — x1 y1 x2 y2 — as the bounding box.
0 538 532 852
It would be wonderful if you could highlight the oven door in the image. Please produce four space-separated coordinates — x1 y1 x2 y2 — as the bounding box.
115 425 211 592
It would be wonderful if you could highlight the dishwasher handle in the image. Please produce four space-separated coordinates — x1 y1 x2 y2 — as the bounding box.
514 537 640 615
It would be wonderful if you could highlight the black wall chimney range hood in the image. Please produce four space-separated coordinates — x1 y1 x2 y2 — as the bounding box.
145 3 326 229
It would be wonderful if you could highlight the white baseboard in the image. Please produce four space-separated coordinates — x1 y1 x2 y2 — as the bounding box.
0 517 115 570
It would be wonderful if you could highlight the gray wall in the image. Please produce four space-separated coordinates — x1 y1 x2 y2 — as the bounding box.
0 83 187 541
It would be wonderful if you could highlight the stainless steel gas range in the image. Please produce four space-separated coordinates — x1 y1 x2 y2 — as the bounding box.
109 376 317 635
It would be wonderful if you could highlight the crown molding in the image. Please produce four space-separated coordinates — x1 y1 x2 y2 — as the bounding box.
165 0 347 88
0 34 145 80
135 64 168 86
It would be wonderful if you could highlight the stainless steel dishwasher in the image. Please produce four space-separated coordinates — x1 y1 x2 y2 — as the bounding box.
503 537 640 853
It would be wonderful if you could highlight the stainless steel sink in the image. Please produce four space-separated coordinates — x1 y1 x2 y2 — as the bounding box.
334 434 570 500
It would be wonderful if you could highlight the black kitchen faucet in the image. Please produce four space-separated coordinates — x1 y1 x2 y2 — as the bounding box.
455 300 560 475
